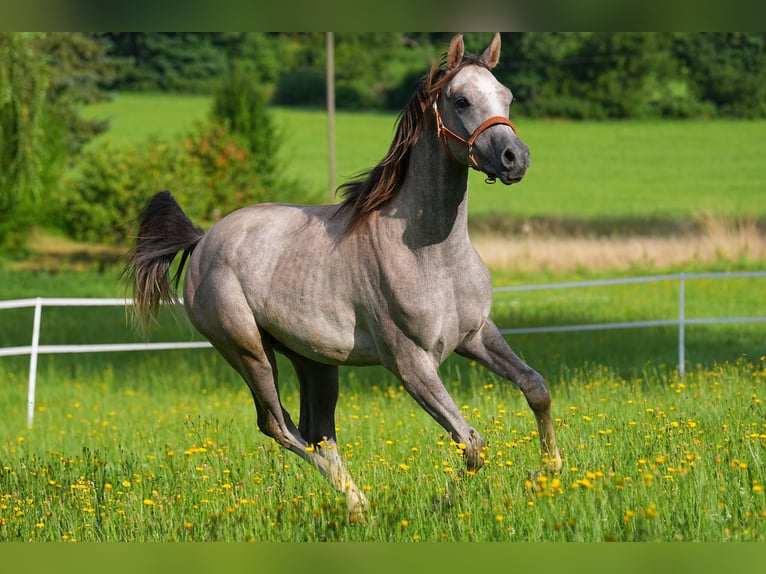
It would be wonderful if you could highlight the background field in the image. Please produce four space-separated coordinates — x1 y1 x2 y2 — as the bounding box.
1 92 763 542
83 93 766 223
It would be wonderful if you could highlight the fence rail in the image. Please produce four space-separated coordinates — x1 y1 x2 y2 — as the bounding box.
2 271 765 428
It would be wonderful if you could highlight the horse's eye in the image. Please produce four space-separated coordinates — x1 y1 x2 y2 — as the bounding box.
454 96 470 111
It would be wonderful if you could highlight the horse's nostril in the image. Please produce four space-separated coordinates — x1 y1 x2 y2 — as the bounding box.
503 148 516 168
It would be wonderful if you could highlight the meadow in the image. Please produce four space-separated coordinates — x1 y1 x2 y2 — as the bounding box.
0 337 764 542
1 93 764 542
0 268 764 542
82 93 766 222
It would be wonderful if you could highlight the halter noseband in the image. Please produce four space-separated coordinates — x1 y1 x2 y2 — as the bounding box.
432 92 517 184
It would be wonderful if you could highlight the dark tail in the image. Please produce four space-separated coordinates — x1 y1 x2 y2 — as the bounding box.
122 191 205 338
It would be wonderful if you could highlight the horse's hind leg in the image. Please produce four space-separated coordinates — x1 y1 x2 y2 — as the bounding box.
287 353 368 520
457 318 562 471
214 329 366 520
214 334 308 459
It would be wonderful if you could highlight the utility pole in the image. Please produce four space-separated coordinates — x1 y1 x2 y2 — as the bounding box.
326 32 336 203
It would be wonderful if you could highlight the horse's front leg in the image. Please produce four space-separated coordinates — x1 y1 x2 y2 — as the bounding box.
387 347 486 471
457 318 562 471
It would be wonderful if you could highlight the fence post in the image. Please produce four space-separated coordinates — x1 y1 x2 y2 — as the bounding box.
27 297 43 428
678 273 686 377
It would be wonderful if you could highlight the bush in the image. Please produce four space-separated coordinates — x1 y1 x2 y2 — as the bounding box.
519 96 608 120
211 68 279 186
179 123 268 223
61 124 264 244
272 68 326 107
62 120 322 245
335 81 376 110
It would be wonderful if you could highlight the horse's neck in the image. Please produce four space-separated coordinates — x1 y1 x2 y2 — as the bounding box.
385 132 471 250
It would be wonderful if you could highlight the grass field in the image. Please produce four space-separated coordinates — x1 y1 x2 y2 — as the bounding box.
83 93 766 223
1 338 764 542
1 267 764 541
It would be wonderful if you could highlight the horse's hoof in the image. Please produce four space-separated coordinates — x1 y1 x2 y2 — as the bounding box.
545 452 563 472
347 490 369 524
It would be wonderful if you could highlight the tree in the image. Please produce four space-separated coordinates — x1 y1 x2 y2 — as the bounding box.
103 33 229 93
0 33 114 248
0 33 53 247
211 66 280 188
674 32 766 118
43 33 115 154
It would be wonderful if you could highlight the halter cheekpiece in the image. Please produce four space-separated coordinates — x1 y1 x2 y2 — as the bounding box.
432 91 517 184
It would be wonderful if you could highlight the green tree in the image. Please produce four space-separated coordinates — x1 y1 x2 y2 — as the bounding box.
104 33 229 93
44 33 115 154
211 67 279 187
673 32 766 118
0 33 114 248
505 32 707 119
0 33 54 247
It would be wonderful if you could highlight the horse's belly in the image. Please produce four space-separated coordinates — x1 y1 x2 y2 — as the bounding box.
257 299 381 366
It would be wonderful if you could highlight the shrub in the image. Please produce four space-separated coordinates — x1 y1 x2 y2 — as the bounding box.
179 123 267 223
62 123 264 244
520 96 608 120
272 68 326 107
61 138 198 244
211 68 279 187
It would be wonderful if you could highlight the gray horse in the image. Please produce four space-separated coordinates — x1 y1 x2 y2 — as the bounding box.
124 33 562 519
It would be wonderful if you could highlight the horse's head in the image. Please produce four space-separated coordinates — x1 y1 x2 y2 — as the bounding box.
433 33 530 185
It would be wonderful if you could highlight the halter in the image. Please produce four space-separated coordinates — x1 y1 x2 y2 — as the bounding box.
432 92 517 184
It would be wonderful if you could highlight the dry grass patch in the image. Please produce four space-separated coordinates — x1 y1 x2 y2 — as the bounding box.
474 217 766 272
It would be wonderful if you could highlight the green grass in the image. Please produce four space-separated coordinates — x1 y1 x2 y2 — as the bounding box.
83 92 213 147
1 268 764 541
1 349 764 541
83 93 766 223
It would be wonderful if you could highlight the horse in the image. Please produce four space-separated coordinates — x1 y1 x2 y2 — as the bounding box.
124 33 562 520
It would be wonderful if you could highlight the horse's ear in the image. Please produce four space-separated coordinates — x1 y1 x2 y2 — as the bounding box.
447 34 464 69
480 32 502 70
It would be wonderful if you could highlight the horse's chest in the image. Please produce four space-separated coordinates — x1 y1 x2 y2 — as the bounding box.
385 263 491 352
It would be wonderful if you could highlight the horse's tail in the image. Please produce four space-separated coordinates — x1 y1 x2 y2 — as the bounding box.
122 191 205 338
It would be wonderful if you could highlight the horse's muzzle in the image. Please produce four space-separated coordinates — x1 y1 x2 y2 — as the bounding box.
495 139 530 185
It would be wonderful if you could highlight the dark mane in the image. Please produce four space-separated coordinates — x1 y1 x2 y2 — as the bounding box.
336 55 488 233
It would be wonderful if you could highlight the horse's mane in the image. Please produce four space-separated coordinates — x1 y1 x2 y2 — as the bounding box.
336 54 488 233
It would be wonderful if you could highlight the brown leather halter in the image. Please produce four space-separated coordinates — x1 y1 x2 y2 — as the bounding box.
432 92 517 183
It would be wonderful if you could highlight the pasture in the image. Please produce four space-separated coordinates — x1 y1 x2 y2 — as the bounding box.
0 269 764 542
0 340 764 542
82 93 766 223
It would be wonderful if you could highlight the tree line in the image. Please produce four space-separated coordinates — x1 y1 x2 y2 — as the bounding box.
99 32 766 119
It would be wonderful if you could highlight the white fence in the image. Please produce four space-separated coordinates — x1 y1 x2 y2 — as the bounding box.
0 297 211 428
2 272 765 428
